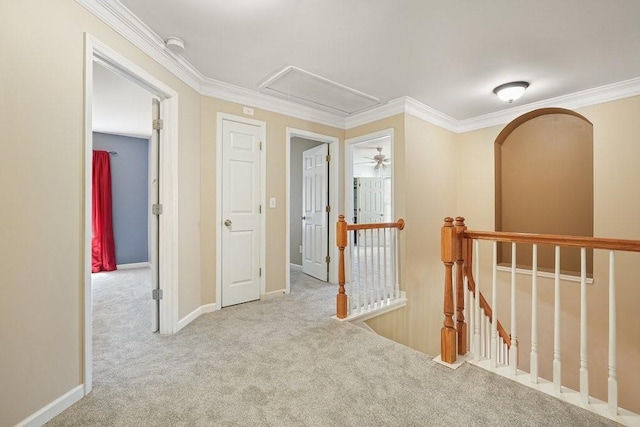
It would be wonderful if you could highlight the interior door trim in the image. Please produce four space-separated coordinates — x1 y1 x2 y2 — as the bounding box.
285 128 340 292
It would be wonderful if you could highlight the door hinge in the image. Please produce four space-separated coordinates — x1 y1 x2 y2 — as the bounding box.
152 204 163 215
152 288 163 300
259 267 262 277
325 256 331 263
259 204 262 214
153 118 164 130
259 141 263 150
325 205 331 213
326 154 331 162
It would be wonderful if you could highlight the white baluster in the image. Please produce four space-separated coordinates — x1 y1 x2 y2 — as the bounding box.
394 228 400 301
474 240 481 361
348 232 354 314
375 228 381 308
464 276 469 351
580 247 589 406
480 309 486 358
531 244 538 384
485 312 491 359
356 231 362 313
369 229 375 309
553 245 562 395
383 229 388 304
491 241 498 368
469 287 475 354
608 250 618 415
509 242 518 375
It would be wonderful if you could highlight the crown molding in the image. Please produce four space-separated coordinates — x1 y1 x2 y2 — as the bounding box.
344 98 406 129
199 77 346 128
77 0 640 134
77 0 346 129
77 0 203 91
457 77 640 133
402 97 460 133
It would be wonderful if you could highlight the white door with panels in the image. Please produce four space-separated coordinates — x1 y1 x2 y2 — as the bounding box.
302 144 328 281
357 177 385 246
221 119 262 307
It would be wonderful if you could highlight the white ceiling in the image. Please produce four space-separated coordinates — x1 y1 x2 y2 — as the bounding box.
93 62 155 137
115 0 640 122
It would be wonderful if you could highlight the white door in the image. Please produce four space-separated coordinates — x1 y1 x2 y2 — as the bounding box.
357 177 385 246
222 119 262 307
302 144 328 281
150 98 160 332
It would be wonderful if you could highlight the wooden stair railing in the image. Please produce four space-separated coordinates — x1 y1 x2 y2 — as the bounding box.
441 215 640 422
442 216 511 363
336 214 405 319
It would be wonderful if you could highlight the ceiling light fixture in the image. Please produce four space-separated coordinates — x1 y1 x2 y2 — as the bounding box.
165 37 185 54
493 81 529 103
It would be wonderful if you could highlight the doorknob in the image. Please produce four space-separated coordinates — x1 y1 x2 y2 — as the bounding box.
301 216 306 220
224 219 232 226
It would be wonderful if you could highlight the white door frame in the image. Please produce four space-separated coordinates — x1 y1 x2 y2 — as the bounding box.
345 129 395 228
216 113 267 305
83 34 179 395
286 128 340 290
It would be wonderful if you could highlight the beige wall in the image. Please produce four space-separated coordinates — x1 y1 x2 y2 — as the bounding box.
199 98 343 304
456 96 640 413
0 1 202 424
358 114 459 356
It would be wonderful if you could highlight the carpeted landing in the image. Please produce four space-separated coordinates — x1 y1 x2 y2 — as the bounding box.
49 266 618 426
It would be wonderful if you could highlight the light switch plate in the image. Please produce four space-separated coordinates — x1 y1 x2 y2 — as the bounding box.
269 197 276 208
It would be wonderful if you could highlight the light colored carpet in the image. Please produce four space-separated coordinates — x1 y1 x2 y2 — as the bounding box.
48 266 618 426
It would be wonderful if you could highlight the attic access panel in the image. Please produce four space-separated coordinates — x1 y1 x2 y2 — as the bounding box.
259 66 380 115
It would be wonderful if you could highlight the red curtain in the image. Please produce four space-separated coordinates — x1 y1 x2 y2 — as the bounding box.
92 150 117 272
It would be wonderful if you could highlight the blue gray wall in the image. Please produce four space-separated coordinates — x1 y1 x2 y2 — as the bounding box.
93 132 149 265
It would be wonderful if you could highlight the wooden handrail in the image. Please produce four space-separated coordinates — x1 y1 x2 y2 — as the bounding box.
336 214 405 319
442 217 640 365
346 219 405 231
464 230 640 252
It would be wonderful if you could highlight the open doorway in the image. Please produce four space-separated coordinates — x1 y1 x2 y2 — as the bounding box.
92 59 156 323
83 35 179 395
346 130 394 248
286 129 339 292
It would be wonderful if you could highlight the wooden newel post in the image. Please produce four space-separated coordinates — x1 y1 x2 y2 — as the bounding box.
455 217 467 355
336 215 348 319
441 217 457 363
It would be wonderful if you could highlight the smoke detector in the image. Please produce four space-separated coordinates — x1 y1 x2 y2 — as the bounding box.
166 37 185 54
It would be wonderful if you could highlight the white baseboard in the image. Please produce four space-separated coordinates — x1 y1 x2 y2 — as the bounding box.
17 384 84 427
176 303 218 332
261 289 287 300
116 262 150 270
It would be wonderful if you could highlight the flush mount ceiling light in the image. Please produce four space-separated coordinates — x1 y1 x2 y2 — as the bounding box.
165 37 185 54
493 81 530 103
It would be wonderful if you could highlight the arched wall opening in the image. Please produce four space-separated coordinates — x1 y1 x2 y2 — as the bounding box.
495 108 594 274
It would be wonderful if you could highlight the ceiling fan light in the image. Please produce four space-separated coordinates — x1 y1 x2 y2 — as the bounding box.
493 81 529 103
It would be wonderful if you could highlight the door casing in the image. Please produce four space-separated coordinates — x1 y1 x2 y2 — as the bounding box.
83 34 179 395
286 128 340 292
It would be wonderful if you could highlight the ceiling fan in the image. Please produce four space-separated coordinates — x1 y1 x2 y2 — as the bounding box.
359 147 391 170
